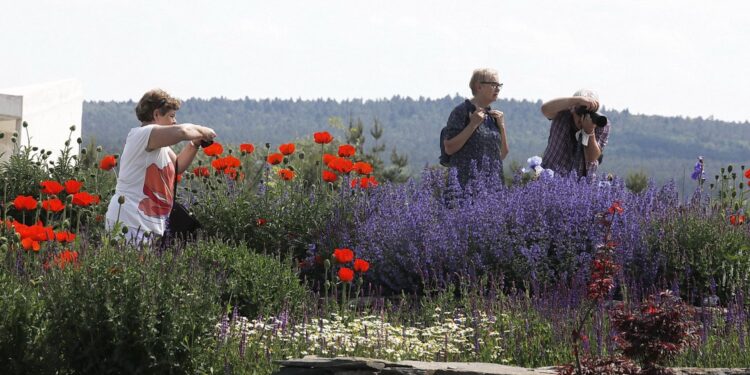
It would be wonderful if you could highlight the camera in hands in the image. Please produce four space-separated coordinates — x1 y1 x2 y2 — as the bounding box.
574 106 608 127
199 139 214 148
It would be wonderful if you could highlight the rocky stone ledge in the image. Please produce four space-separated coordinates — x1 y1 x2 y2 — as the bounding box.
274 356 750 375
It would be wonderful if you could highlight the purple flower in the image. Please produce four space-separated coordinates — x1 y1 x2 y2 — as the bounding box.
691 156 704 180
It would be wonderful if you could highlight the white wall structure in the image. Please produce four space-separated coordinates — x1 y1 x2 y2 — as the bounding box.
0 79 83 163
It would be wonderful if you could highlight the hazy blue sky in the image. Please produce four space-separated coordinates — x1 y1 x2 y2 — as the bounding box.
2 0 748 122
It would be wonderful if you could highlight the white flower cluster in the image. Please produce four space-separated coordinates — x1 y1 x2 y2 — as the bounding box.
215 307 512 363
521 156 554 179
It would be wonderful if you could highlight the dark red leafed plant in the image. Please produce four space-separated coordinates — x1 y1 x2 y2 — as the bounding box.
610 290 700 375
557 355 640 375
561 201 624 375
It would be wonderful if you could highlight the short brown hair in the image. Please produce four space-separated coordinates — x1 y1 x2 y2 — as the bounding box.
135 89 181 122
469 68 499 95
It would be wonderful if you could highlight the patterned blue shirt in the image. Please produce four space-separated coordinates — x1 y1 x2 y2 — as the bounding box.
445 100 504 185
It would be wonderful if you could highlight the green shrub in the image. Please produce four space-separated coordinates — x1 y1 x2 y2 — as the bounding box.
197 240 311 318
647 211 750 304
625 170 649 194
40 243 221 374
0 273 48 374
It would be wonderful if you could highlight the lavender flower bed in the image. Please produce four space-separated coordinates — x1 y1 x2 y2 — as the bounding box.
339 168 680 294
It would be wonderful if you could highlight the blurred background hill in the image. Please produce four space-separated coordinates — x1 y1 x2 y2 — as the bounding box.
82 96 750 194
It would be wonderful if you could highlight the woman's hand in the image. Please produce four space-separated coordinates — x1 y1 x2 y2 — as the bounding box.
488 110 505 129
469 109 486 129
195 126 217 144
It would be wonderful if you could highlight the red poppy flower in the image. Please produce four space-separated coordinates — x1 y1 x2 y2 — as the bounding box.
314 131 334 144
21 237 41 252
54 250 79 269
351 176 378 188
333 248 354 264
193 166 210 177
353 259 370 273
72 192 98 206
212 156 241 171
745 168 750 180
322 153 336 165
256 218 267 226
64 180 83 194
239 143 255 154
224 167 241 180
338 144 356 158
608 201 624 214
278 169 295 181
267 153 284 165
338 267 354 283
40 180 64 195
279 143 296 155
55 231 76 243
202 142 224 157
99 155 117 171
328 157 353 174
42 198 65 212
352 161 373 175
322 170 338 183
13 195 37 211
730 215 745 225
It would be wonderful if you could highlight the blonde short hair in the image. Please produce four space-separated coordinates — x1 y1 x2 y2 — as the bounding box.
469 68 499 95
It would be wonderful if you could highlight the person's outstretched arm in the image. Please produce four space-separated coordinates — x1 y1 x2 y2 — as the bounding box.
541 96 599 120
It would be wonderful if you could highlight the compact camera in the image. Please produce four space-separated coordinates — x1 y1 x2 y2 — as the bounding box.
574 106 608 127
199 139 214 148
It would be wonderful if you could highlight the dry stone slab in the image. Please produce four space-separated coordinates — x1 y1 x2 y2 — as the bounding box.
275 356 750 375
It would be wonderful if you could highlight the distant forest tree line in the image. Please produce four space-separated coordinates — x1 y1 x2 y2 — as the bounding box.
83 95 750 194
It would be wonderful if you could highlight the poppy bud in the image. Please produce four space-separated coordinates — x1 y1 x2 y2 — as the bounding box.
96 146 103 152
46 150 52 155
144 232 151 238
118 195 126 205
22 121 28 128
298 152 305 160
732 191 737 198
710 184 714 189
69 125 76 131
63 219 70 227
32 146 38 151
109 238 118 246
265 143 270 149
11 137 16 143
324 259 331 270
77 137 82 144
740 182 744 189
0 133 4 139
325 280 331 289
65 140 71 146
81 148 87 155
732 173 737 180
121 226 129 234
728 165 734 173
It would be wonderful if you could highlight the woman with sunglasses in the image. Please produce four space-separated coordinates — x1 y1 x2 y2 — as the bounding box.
105 89 217 242
442 68 509 186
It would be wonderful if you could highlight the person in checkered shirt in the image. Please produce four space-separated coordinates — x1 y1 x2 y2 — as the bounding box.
540 89 610 179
